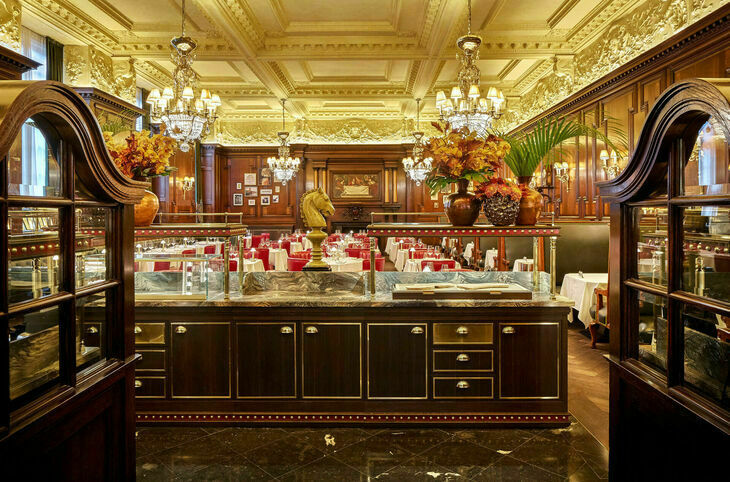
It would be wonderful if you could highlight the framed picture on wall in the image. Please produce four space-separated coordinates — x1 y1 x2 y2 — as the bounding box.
275 186 280 193
244 173 257 185
272 195 279 203
261 195 271 206
260 166 273 186
260 188 273 195
430 191 439 201
244 186 258 197
236 182 242 190
330 171 381 201
248 199 256 206
232 193 243 206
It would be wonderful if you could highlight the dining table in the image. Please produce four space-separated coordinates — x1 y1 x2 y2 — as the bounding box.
268 248 289 271
559 272 609 327
403 258 462 272
513 258 534 272
324 257 363 272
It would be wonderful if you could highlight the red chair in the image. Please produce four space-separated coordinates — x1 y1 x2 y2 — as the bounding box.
421 259 455 272
203 245 216 254
281 240 291 255
411 249 428 259
261 233 270 240
251 235 264 248
181 248 196 256
292 250 312 260
287 257 308 271
344 247 361 258
362 257 385 271
253 247 270 270
153 261 170 271
358 251 382 259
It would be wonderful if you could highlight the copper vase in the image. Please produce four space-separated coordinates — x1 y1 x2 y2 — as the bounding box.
443 179 481 226
134 189 159 226
516 176 542 225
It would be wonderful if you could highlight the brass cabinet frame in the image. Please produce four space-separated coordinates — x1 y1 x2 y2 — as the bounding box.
366 323 428 400
301 322 362 399
236 322 297 399
498 322 560 400
432 377 494 399
432 350 494 373
134 322 166 345
170 322 232 399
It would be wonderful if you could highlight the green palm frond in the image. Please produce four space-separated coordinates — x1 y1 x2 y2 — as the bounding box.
501 116 627 177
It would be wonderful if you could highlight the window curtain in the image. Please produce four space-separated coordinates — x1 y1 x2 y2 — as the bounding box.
21 27 46 80
45 37 64 82
20 28 49 195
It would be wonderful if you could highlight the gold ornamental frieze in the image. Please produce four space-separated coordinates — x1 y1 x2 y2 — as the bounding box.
0 0 20 52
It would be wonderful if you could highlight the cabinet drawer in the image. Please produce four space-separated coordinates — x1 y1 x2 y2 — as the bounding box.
136 350 166 371
433 377 493 399
134 376 166 398
433 323 493 344
433 350 493 372
134 323 165 344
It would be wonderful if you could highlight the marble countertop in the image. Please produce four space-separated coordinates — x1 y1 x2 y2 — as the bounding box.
134 272 573 309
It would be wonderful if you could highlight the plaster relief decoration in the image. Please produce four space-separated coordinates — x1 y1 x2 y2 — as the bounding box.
0 0 20 52
64 45 137 104
498 0 728 131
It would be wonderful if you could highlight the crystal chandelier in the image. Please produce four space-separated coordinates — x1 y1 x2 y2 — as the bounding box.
146 0 220 152
267 99 301 186
402 98 433 186
435 0 504 136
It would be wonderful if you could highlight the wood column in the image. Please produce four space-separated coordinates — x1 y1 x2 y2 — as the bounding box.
200 144 218 213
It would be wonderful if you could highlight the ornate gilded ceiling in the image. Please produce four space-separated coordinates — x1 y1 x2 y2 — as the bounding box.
6 0 729 144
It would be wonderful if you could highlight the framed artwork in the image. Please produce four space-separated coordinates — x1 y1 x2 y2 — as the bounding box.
248 199 256 206
272 195 279 203
244 186 258 197
261 195 270 206
236 182 242 190
232 193 243 206
260 188 273 195
244 173 257 185
259 166 273 186
330 172 381 200
275 186 280 193
430 191 439 201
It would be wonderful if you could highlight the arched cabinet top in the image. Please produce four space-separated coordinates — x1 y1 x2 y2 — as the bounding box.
0 80 147 204
598 78 730 203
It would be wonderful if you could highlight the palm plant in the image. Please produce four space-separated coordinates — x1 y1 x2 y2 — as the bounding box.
502 116 628 178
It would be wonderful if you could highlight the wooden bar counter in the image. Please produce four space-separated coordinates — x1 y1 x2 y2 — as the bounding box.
124 272 572 427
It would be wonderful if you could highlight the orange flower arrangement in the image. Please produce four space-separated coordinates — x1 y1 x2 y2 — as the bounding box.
423 122 511 192
475 177 522 202
104 130 176 181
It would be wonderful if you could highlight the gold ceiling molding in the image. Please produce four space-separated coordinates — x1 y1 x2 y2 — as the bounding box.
216 0 266 49
135 60 173 88
496 0 727 132
64 45 137 104
0 0 21 52
213 117 441 146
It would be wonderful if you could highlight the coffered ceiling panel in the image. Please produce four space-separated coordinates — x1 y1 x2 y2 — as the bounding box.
20 0 728 139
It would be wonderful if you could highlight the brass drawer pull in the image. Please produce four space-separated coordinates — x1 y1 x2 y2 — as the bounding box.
175 326 187 334
86 326 99 334
134 325 142 334
456 326 469 335
280 326 293 334
456 353 470 362
134 379 142 388
411 326 424 335
305 326 318 334
456 380 470 389
502 326 515 335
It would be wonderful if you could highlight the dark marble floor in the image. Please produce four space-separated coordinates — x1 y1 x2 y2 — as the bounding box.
136 416 608 481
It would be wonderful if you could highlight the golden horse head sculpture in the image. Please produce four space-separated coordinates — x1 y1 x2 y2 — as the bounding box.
300 187 335 229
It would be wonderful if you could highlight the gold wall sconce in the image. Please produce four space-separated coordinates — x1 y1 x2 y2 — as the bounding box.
600 149 622 178
181 176 194 199
554 162 570 192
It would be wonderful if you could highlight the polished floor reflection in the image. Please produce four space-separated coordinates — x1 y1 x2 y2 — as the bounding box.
136 417 608 480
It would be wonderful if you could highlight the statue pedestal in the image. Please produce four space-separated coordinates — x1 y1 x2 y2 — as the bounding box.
303 227 331 271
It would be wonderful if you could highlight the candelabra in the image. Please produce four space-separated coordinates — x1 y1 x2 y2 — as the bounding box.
554 162 570 192
600 150 622 178
181 176 194 199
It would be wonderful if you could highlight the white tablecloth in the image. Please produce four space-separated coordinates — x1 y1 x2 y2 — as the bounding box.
303 237 313 251
242 259 265 272
394 249 409 271
485 249 498 270
463 242 474 262
269 248 288 271
560 273 609 327
324 257 363 272
289 241 304 253
403 258 461 272
513 258 534 272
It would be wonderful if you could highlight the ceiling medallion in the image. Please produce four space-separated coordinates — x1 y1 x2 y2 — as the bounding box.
435 0 504 136
267 99 301 186
402 98 433 186
146 0 220 152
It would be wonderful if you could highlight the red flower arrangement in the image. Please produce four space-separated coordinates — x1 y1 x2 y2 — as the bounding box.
475 177 522 202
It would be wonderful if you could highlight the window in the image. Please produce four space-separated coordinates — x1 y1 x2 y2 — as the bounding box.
20 27 46 81
135 88 144 132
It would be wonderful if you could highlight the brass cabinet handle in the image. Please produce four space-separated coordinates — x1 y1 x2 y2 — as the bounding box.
456 380 470 389
280 326 293 334
502 326 515 335
175 326 187 334
134 379 142 388
411 326 424 335
305 326 318 334
86 326 99 334
134 325 142 334
456 353 470 362
456 326 469 335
